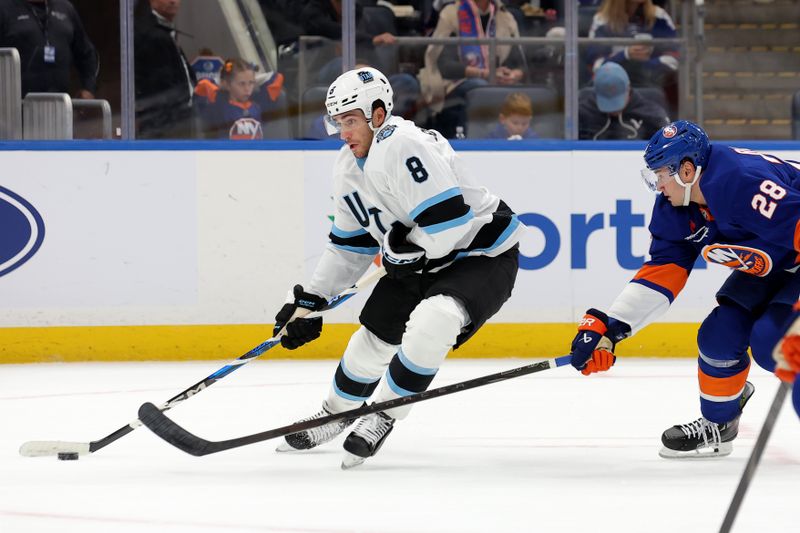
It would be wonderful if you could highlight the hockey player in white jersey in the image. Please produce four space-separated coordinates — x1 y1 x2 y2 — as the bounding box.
272 67 525 469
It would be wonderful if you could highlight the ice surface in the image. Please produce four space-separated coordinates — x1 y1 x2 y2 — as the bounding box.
1 358 798 533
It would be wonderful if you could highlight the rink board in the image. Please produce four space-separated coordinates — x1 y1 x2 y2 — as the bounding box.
1 141 798 362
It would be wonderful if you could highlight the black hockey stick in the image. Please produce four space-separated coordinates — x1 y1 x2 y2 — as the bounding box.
138 354 573 456
19 267 386 458
718 380 791 533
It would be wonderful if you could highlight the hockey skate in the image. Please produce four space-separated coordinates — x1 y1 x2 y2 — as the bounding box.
341 411 395 469
659 381 755 459
276 403 357 452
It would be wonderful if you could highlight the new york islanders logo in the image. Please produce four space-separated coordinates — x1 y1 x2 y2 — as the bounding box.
0 185 45 278
701 244 772 277
663 124 677 138
229 118 263 140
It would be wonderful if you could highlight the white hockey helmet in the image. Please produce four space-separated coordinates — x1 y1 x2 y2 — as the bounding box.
324 67 394 134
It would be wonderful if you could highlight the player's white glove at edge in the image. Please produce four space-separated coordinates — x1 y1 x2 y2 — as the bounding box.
381 222 426 279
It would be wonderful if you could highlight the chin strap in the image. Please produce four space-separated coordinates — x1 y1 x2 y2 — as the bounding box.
676 165 703 206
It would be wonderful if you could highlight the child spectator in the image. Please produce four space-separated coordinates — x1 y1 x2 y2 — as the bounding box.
486 92 538 140
194 58 263 140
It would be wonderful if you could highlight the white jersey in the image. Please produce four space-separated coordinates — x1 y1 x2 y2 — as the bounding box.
309 116 524 299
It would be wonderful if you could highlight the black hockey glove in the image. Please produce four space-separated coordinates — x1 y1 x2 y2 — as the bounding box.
273 285 327 350
381 222 426 279
569 309 631 376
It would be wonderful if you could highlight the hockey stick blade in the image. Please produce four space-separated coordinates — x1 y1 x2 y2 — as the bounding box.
19 441 91 457
139 355 573 457
19 267 386 458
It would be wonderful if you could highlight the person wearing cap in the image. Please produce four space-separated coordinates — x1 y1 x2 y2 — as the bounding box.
578 62 669 141
586 0 679 111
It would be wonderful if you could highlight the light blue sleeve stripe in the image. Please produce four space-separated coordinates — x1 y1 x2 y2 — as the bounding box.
398 348 438 376
340 360 380 384
331 243 380 255
409 187 462 220
332 379 371 401
385 372 416 397
420 209 474 235
331 224 369 238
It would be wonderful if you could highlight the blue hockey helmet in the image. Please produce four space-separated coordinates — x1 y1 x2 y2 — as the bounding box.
640 121 709 206
643 120 710 174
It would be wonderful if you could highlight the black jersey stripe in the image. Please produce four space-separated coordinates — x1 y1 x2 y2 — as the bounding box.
412 195 472 233
329 231 380 250
467 205 516 250
423 200 517 270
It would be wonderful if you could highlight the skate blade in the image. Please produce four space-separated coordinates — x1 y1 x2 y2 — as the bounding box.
341 452 367 470
658 442 733 459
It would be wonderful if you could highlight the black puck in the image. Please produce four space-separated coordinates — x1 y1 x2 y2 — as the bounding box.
57 452 79 461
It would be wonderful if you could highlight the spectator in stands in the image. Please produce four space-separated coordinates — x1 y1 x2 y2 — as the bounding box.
486 92 537 139
587 0 678 107
420 0 526 138
299 0 421 123
257 0 304 48
0 0 98 98
134 0 196 139
301 0 397 84
194 58 266 140
578 61 670 140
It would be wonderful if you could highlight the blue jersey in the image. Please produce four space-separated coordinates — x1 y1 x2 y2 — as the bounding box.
194 79 263 140
640 146 800 302
608 145 800 334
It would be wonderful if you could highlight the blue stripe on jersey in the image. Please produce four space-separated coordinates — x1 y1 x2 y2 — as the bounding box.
631 278 676 303
331 225 369 239
419 209 474 235
409 187 462 220
398 348 438 375
331 243 380 255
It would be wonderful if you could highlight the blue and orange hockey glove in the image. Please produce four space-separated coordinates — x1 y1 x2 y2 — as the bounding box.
570 309 631 376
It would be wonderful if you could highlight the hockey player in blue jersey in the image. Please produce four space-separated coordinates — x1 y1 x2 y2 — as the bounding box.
270 67 524 468
568 120 800 457
774 302 800 419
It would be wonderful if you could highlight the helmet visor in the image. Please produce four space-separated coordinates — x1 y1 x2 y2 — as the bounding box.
640 166 674 193
324 114 340 135
324 112 369 136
